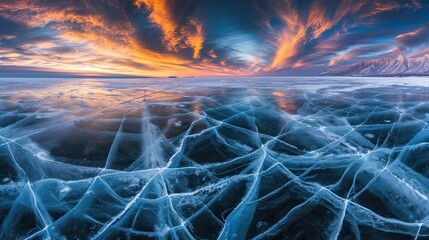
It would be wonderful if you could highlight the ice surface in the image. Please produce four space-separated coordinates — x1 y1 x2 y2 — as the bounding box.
0 77 429 239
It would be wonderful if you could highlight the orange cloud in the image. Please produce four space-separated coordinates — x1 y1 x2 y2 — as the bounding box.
328 51 354 66
268 0 423 70
135 0 205 59
135 0 179 47
0 0 425 76
208 50 218 59
0 0 239 77
270 0 334 69
185 18 204 59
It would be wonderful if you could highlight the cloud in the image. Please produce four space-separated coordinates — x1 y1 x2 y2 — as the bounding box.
0 0 233 76
0 0 427 76
328 45 387 66
260 0 427 71
134 0 205 59
394 23 429 50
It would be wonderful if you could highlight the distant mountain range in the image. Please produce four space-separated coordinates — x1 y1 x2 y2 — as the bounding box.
322 54 429 76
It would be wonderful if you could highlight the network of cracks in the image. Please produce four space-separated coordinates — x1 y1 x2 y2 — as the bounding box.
1 79 429 239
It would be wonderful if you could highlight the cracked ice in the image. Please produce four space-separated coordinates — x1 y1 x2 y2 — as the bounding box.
0 77 429 239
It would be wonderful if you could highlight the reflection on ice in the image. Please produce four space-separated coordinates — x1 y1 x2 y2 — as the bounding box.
0 77 429 239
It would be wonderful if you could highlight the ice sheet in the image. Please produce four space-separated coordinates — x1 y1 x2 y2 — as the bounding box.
0 77 428 239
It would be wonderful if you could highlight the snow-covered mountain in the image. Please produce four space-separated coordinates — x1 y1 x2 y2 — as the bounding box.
323 54 429 76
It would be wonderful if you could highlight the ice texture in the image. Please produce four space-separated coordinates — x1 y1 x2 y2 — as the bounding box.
0 77 429 239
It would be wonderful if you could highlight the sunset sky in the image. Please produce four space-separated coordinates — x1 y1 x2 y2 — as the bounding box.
0 0 428 77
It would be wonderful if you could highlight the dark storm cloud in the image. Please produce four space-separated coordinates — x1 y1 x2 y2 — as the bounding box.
0 0 428 76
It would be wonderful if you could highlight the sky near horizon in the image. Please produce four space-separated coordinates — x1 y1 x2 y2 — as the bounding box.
0 0 428 77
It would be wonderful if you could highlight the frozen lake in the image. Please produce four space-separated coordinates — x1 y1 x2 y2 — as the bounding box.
1 77 429 239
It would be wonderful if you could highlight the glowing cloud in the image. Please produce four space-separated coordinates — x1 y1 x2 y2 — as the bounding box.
0 0 427 76
135 0 205 59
